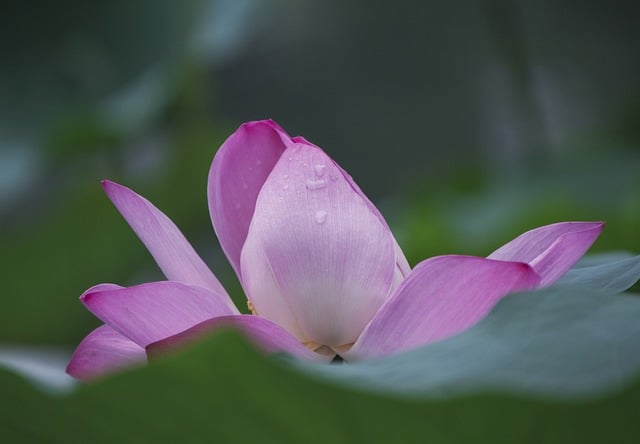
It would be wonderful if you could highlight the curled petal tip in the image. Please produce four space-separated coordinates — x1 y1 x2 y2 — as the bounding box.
291 136 316 146
488 221 606 287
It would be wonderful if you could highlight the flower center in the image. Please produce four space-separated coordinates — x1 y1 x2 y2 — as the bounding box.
303 341 336 357
247 299 354 358
247 299 258 315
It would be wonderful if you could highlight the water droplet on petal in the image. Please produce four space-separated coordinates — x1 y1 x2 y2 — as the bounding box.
314 210 327 224
314 164 326 176
305 179 327 190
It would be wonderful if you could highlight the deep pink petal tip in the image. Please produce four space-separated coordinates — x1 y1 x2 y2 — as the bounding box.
488 221 606 287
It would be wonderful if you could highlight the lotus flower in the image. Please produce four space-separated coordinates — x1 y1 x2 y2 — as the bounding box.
67 120 604 380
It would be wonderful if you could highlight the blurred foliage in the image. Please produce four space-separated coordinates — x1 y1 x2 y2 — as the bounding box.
2 331 640 443
1 0 640 441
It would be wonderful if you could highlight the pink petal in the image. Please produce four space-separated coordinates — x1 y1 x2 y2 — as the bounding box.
345 255 540 361
488 221 604 287
208 120 292 278
102 180 237 313
66 325 146 381
147 315 332 362
81 281 234 347
240 142 396 349
294 135 412 283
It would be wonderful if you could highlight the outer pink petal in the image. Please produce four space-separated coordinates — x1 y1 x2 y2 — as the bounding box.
66 325 146 381
147 315 332 362
102 180 237 313
345 255 540 361
241 142 396 348
208 120 292 278
488 221 604 287
81 281 234 347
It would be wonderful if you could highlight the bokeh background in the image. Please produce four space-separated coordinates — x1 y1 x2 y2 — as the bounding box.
2 0 639 366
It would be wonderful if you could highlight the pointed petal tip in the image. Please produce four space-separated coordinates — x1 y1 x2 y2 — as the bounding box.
100 179 120 192
571 220 605 230
100 179 132 202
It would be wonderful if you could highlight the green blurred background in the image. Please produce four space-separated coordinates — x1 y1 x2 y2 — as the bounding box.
1 0 639 351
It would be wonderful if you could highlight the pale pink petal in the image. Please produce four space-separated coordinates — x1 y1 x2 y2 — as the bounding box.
147 315 332 362
81 281 234 347
345 255 540 361
239 239 308 341
208 120 292 278
66 325 146 381
287 134 412 284
241 142 396 349
488 221 604 287
102 180 237 313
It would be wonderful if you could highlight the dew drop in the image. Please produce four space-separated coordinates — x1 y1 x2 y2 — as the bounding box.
314 210 327 224
305 178 327 190
314 164 326 177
